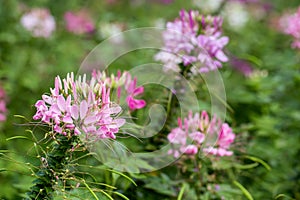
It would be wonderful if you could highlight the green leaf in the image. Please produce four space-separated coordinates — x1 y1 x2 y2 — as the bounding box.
113 191 130 200
234 162 259 169
144 173 177 197
107 169 137 186
275 194 295 200
0 168 7 172
98 190 113 200
6 136 29 141
233 181 254 200
177 183 186 200
240 54 263 67
82 180 99 200
244 155 271 171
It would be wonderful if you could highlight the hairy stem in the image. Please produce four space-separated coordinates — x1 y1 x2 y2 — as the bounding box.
26 134 78 200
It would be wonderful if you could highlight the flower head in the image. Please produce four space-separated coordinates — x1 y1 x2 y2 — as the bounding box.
155 10 229 76
33 70 147 140
33 71 125 140
20 8 56 38
279 7 300 49
167 111 235 158
91 70 146 111
64 10 95 35
230 57 253 77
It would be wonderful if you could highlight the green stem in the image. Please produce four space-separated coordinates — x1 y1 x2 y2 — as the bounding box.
166 90 173 119
26 134 79 200
194 157 203 200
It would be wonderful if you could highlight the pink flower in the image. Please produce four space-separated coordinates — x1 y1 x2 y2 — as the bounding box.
167 127 186 144
279 8 300 49
0 87 7 122
203 147 233 156
230 57 253 77
64 10 95 35
33 71 125 141
182 145 198 155
92 70 147 111
124 75 146 111
190 131 205 144
20 8 56 38
167 110 235 158
155 10 229 75
217 123 235 149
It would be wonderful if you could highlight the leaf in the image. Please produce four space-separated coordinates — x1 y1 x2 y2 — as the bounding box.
233 181 254 200
144 174 177 197
107 169 137 186
244 155 271 171
98 190 113 200
6 136 29 141
177 183 186 200
82 180 99 200
0 168 7 172
234 162 259 169
240 54 263 67
113 191 130 200
275 194 295 200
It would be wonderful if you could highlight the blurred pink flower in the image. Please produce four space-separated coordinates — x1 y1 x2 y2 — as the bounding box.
167 127 186 145
159 0 173 4
152 0 173 4
124 76 146 111
64 10 95 35
20 8 56 38
279 8 300 49
182 144 198 155
0 87 7 122
168 111 235 158
230 57 253 77
155 10 229 75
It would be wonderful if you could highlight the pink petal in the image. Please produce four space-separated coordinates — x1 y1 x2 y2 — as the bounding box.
183 145 198 155
126 96 146 110
84 115 98 125
219 36 229 46
109 105 122 114
54 124 62 133
74 127 81 135
50 104 60 114
113 118 126 128
42 95 52 104
57 95 66 112
71 105 79 120
0 113 6 122
133 86 144 96
215 50 228 62
80 100 88 119
63 115 73 124
190 131 205 144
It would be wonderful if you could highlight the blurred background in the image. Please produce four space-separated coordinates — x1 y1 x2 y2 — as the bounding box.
0 0 300 199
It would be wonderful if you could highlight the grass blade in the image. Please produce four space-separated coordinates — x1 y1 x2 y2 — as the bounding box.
233 180 253 200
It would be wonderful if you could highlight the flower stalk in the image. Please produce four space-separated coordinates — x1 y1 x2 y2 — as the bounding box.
27 134 80 199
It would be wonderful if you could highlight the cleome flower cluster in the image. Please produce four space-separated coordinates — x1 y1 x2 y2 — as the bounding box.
33 70 146 140
64 10 95 35
168 111 235 158
20 8 56 38
279 7 300 49
155 9 229 75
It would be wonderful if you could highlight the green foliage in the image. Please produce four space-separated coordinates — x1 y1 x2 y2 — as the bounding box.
0 0 300 199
